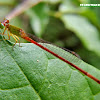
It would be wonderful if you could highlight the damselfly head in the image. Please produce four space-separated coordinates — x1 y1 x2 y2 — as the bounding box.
0 19 9 27
0 23 4 29
5 19 9 24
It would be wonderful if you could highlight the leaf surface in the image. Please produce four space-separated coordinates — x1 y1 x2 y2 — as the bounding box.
0 39 100 100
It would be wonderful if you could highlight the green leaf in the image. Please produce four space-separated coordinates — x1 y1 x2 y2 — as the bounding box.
0 0 16 5
90 0 100 25
61 14 100 56
0 37 100 100
26 3 49 37
59 0 89 13
43 0 61 4
59 0 100 30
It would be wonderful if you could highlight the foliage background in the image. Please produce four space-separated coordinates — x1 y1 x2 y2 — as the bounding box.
0 0 100 69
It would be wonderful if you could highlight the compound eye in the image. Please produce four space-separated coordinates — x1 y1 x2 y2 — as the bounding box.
6 19 9 23
0 23 4 29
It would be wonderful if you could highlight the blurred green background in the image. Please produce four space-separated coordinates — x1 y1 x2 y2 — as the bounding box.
0 0 100 69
